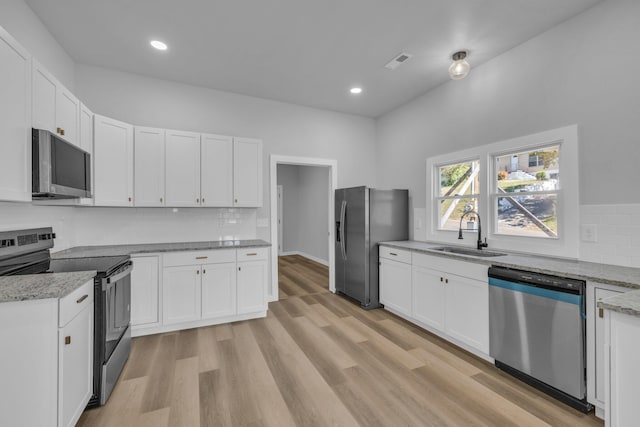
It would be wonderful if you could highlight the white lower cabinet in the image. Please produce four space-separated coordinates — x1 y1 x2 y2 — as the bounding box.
379 254 412 317
605 308 640 427
163 264 202 325
134 248 268 336
411 265 445 330
586 281 625 418
201 262 236 318
0 279 93 427
237 249 269 314
130 255 160 328
380 246 490 357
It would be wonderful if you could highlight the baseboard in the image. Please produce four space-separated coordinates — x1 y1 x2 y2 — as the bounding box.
279 250 329 266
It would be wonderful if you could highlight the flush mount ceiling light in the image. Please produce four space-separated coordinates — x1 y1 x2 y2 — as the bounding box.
350 87 363 94
448 50 471 80
150 40 168 51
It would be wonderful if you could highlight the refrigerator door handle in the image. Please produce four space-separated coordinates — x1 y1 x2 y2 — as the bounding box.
340 200 347 260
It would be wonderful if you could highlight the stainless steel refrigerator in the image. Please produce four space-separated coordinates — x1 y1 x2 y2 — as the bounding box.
335 186 408 309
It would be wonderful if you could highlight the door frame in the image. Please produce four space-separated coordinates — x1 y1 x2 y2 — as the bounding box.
277 184 283 255
270 155 338 301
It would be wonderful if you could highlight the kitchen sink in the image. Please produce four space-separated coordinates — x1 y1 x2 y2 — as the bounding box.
430 246 507 257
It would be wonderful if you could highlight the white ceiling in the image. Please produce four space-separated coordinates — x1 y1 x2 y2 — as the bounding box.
25 0 602 118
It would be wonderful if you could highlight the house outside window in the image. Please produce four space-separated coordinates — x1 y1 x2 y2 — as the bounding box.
426 125 579 258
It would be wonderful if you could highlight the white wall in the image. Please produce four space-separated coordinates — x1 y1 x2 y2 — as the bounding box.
277 165 330 263
376 0 640 246
0 0 75 89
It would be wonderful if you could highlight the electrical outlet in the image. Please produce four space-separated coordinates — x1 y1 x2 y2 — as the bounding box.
581 224 598 242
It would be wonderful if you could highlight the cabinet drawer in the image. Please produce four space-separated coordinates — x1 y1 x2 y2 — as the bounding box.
59 280 94 327
412 252 487 281
163 249 236 267
237 247 269 261
379 246 411 264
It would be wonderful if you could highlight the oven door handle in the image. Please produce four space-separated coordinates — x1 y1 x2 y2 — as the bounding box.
102 262 133 290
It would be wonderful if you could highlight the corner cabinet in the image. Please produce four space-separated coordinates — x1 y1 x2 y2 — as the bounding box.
93 115 134 206
379 245 490 358
0 280 94 427
0 26 31 202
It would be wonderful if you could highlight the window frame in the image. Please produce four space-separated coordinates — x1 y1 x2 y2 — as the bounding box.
426 125 579 259
435 158 481 232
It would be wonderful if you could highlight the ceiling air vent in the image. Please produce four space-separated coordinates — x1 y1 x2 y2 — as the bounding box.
384 52 413 70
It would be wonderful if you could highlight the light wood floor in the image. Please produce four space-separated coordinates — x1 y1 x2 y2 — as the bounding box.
79 255 603 426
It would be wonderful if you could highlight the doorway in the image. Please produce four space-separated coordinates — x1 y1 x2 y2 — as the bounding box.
269 156 337 301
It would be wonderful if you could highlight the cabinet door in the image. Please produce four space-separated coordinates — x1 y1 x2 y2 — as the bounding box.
379 258 412 317
131 256 160 326
165 130 201 207
595 287 623 406
163 265 201 324
233 137 262 207
201 133 233 206
0 28 31 202
201 262 237 318
32 59 57 134
76 104 94 205
93 115 134 206
445 275 489 353
56 86 80 147
237 260 267 314
58 304 93 427
412 265 445 331
134 127 165 206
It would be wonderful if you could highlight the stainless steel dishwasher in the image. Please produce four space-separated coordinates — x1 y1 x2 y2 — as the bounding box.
488 266 592 412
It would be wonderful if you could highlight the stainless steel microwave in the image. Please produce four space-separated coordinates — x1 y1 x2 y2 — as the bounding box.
32 128 91 199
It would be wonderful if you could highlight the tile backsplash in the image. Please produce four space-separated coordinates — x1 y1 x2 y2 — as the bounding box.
580 204 640 268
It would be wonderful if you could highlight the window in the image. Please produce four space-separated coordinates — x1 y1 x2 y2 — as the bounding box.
436 160 480 231
426 125 579 258
494 145 560 239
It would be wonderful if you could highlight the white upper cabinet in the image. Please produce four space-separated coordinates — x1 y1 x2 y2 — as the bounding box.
165 130 201 207
134 127 165 207
0 26 31 202
93 114 134 206
233 137 262 207
32 59 80 146
77 103 95 205
201 133 233 207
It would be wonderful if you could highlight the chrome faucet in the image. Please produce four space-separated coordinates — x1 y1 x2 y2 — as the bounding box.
458 209 488 250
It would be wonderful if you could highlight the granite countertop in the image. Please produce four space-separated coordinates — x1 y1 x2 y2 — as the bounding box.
52 239 271 259
380 240 640 317
0 271 96 303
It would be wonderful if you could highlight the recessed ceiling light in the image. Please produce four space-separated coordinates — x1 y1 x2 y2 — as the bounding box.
350 87 363 94
150 40 168 51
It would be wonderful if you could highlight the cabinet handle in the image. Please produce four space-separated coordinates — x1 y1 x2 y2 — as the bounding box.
196 270 200 275
440 277 443 282
65 336 71 345
196 198 200 203
235 199 238 203
238 267 241 271
389 252 397 256
60 129 65 136
160 197 163 203
599 307 604 318
57 127 62 135
445 278 449 284
202 198 205 203
76 294 88 304
203 269 206 274
196 256 208 260
245 253 257 256
128 197 132 202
